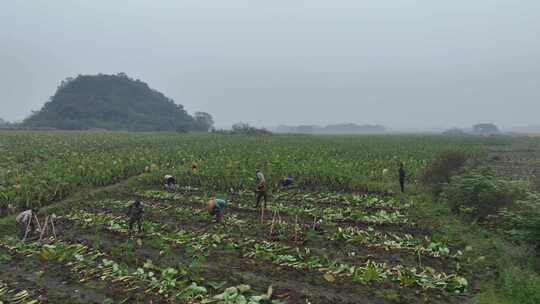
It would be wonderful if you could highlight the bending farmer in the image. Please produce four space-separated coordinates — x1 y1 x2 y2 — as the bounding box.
207 198 227 223
16 208 38 239
164 175 177 192
280 176 294 188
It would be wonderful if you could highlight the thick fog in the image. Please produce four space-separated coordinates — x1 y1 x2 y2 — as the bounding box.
1 1 539 130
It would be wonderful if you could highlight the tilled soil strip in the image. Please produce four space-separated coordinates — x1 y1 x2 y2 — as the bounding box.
93 198 457 272
57 208 466 302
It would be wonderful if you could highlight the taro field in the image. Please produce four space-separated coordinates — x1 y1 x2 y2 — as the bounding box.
0 131 505 303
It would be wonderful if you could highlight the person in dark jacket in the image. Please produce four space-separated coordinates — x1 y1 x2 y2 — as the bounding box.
399 162 406 193
280 176 294 188
127 200 144 233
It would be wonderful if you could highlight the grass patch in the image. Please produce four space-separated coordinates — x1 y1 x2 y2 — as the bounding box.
410 193 540 304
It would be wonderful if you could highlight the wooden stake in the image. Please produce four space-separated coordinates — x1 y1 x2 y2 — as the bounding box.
294 216 299 242
39 216 49 242
260 204 265 225
38 215 58 242
269 210 278 236
22 216 32 242
51 216 57 239
33 214 42 233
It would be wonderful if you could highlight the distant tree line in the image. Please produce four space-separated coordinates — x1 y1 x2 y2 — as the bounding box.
213 122 272 135
22 73 214 132
276 123 386 134
443 123 501 136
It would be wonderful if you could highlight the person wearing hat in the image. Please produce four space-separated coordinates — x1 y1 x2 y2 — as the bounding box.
16 207 38 239
255 170 268 208
207 198 227 223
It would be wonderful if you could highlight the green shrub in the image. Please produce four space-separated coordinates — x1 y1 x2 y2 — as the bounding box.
500 194 540 247
422 150 469 194
442 170 528 220
501 266 540 304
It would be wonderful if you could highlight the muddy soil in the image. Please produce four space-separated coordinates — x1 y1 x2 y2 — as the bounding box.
0 247 132 304
56 217 465 304
53 193 467 304
3 179 469 304
83 197 456 273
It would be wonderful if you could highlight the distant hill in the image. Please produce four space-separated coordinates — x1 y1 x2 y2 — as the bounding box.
276 123 386 134
23 73 213 132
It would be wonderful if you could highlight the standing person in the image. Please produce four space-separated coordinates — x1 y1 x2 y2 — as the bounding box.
399 162 406 193
255 169 268 209
207 198 227 223
127 200 144 233
16 208 38 239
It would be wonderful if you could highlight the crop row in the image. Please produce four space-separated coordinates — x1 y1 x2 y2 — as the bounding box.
61 206 468 293
0 280 39 304
0 238 283 304
139 190 411 226
154 190 412 211
97 197 451 259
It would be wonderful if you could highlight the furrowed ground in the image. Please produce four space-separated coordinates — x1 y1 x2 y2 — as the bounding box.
0 131 518 303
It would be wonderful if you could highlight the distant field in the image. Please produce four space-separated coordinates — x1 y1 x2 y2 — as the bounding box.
0 131 490 212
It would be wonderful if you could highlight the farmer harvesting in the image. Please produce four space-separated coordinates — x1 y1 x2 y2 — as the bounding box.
127 200 144 233
280 176 294 188
207 198 227 223
164 175 177 192
255 169 268 208
16 208 38 239
398 162 406 193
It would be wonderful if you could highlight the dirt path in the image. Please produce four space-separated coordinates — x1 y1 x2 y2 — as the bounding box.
0 247 126 304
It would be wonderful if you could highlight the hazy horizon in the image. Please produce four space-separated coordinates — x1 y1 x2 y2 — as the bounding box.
1 1 539 130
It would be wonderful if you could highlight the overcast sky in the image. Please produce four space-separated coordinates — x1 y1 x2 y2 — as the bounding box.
1 1 539 129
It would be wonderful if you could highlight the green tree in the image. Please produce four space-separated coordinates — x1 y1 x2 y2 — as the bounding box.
193 112 214 132
473 123 500 135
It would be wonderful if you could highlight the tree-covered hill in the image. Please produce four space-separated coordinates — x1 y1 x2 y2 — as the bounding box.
23 73 213 132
